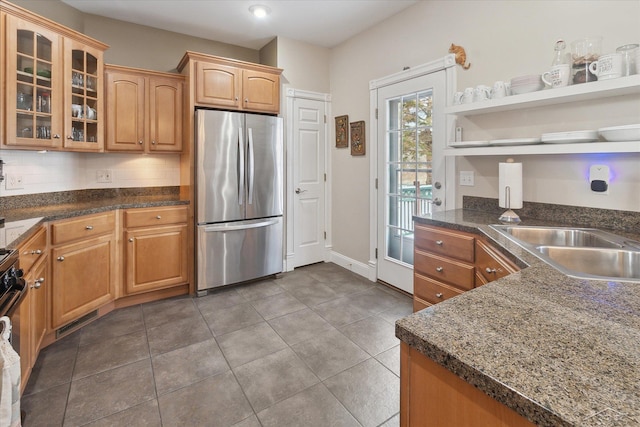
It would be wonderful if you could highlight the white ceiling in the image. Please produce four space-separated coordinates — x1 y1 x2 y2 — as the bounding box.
60 0 418 50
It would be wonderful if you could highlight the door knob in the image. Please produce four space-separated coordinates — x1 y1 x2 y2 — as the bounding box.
434 182 442 189
433 198 442 206
295 188 307 194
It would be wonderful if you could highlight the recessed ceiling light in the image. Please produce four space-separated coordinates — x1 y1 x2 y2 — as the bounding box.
249 4 271 18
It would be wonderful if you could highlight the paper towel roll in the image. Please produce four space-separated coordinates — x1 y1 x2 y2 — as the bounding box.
499 161 523 209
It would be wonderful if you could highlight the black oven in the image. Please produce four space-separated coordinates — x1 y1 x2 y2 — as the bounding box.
0 248 27 345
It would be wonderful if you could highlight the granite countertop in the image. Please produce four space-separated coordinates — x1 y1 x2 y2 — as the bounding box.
397 209 640 427
1 188 189 249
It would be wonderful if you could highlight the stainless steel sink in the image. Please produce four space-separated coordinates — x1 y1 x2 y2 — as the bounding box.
494 225 623 248
537 246 640 281
490 224 640 282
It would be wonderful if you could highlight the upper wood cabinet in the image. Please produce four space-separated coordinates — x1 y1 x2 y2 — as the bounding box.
178 51 282 114
1 2 108 151
105 64 184 153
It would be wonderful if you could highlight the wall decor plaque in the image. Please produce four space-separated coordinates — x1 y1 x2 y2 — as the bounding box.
350 120 365 156
335 115 349 148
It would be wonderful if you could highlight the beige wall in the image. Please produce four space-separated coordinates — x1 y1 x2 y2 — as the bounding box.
329 0 640 265
11 0 84 31
276 37 331 93
259 38 278 68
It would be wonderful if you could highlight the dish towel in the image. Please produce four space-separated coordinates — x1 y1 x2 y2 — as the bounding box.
0 316 21 427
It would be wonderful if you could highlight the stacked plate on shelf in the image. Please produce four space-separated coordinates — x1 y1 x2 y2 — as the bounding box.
541 130 599 144
510 75 544 95
598 124 640 142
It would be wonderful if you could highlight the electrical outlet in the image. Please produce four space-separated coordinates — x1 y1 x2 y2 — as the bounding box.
6 173 24 190
459 170 474 186
96 169 113 183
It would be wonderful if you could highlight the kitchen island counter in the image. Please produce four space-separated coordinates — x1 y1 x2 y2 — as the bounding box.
398 209 640 426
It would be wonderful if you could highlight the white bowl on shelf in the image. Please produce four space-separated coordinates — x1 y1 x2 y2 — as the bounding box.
510 75 544 95
598 124 640 142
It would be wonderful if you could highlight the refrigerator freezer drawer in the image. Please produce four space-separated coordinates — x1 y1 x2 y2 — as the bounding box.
197 217 283 290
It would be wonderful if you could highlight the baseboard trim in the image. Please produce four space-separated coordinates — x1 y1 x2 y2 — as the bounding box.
329 251 375 282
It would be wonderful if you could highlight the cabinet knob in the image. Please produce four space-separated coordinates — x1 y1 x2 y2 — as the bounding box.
138 140 143 144
129 238 134 242
436 266 444 272
436 293 443 298
156 215 161 219
85 225 93 230
485 267 497 274
53 134 60 139
235 96 239 101
245 98 249 103
57 256 65 262
67 135 74 140
31 249 42 255
151 140 156 145
33 277 44 289
435 240 443 246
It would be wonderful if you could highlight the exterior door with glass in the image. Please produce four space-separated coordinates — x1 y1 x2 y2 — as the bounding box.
376 72 446 293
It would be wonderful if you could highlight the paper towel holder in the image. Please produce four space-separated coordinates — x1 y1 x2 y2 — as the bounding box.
499 186 521 223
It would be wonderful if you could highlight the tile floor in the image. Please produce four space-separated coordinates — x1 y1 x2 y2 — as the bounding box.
21 262 413 427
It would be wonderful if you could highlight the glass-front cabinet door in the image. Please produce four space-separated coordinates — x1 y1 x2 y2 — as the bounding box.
5 15 63 148
64 40 104 151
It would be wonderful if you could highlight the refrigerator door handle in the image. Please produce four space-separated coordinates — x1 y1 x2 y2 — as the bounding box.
247 127 255 205
238 127 245 205
203 218 280 232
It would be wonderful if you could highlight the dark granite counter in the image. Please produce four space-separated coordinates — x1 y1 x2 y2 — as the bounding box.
1 187 189 249
397 208 640 427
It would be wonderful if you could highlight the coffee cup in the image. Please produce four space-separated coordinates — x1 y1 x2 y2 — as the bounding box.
542 64 571 88
462 87 474 104
589 53 623 80
492 81 508 99
453 91 464 105
71 104 82 118
473 85 491 102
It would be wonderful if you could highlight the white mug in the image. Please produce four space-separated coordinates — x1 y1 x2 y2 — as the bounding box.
492 81 508 99
453 91 464 105
589 53 623 80
462 87 474 104
542 64 571 88
473 85 491 102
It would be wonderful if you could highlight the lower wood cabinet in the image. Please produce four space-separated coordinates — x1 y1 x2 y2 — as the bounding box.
123 206 188 295
51 212 116 329
413 223 518 311
400 342 535 427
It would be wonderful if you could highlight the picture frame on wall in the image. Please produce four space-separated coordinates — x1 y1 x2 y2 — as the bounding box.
350 120 365 156
335 115 349 148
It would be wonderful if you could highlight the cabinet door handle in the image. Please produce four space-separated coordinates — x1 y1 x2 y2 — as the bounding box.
436 293 443 298
129 238 134 242
138 140 143 144
485 267 497 274
156 215 162 219
436 266 444 272
435 240 443 246
85 225 93 230
57 256 65 262
31 249 42 255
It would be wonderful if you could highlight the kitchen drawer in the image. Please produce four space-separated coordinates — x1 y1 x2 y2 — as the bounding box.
414 249 475 291
476 240 518 283
124 206 188 228
414 273 463 305
413 295 431 313
414 224 475 263
51 212 115 246
18 226 47 273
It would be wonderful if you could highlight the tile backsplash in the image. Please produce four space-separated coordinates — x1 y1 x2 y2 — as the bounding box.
0 150 180 197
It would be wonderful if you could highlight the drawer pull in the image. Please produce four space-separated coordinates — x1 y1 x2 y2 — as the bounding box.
129 238 134 242
85 225 94 230
31 249 42 255
485 267 497 274
436 266 444 272
435 240 443 246
57 256 65 262
436 293 443 298
156 215 162 219
33 277 45 289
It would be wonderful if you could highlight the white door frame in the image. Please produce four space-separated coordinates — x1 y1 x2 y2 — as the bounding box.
284 88 332 272
368 54 457 284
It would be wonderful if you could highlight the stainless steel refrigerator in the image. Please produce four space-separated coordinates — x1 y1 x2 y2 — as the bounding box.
195 109 283 292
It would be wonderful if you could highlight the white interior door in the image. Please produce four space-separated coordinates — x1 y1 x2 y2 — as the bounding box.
292 97 327 268
376 72 446 293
